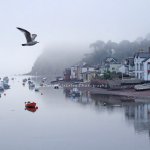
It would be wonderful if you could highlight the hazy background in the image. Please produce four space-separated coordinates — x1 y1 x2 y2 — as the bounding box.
0 0 150 75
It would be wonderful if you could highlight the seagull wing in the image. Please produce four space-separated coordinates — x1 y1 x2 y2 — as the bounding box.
32 34 37 41
17 27 32 43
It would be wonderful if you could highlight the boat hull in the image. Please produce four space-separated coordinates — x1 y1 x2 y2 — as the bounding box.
25 102 36 108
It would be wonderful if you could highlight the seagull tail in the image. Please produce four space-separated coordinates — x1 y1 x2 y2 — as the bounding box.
22 44 26 46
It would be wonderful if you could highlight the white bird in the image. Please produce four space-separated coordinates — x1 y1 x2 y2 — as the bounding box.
17 27 39 46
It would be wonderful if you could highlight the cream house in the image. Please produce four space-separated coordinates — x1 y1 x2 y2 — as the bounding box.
81 71 96 82
100 57 121 73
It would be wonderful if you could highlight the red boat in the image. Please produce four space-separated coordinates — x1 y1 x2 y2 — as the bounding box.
25 107 38 112
25 102 36 108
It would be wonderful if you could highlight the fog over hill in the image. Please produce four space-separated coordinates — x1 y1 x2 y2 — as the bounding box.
30 34 150 77
29 44 88 78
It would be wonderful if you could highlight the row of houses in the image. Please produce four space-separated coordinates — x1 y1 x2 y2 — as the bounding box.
63 63 95 82
63 48 150 82
124 48 150 81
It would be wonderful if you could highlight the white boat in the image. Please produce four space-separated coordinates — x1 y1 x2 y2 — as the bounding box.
3 77 9 84
71 88 81 97
3 81 10 89
54 84 59 89
0 82 4 91
29 82 35 88
134 83 150 91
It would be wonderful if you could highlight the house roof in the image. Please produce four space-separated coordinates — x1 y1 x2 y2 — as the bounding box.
104 57 118 64
134 52 150 58
142 56 150 63
82 63 93 67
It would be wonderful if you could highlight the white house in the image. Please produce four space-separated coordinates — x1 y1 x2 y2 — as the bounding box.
70 65 80 80
108 63 122 72
81 65 95 73
118 65 126 74
134 51 150 81
100 57 121 73
142 58 150 81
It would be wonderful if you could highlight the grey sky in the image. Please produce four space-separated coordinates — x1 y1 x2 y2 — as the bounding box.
0 0 150 75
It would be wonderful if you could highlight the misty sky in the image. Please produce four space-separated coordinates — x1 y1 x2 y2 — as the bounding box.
0 0 150 75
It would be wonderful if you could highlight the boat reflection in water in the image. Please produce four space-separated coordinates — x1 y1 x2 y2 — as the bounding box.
25 106 38 113
63 88 91 104
63 88 150 139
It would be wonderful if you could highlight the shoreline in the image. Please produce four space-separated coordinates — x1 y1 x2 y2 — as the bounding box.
58 82 150 101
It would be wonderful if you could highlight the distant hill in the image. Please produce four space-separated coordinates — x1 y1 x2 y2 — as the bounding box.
29 47 84 78
29 34 150 77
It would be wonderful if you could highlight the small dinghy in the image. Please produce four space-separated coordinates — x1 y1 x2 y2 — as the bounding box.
35 87 40 92
71 88 81 97
25 101 36 108
54 84 59 89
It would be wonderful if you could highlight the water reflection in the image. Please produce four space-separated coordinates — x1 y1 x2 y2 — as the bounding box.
25 107 38 113
63 87 150 139
1 76 150 150
28 86 34 90
125 103 150 136
63 88 92 105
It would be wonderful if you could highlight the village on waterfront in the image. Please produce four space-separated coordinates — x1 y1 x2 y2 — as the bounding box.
52 47 150 101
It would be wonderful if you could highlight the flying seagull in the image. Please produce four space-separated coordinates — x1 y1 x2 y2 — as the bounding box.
17 27 39 46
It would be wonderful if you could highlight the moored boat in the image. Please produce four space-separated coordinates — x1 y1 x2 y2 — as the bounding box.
23 78 27 82
25 102 36 108
71 88 81 97
3 77 9 84
3 82 10 89
134 83 150 91
0 86 4 91
54 84 59 89
35 87 40 92
0 82 4 91
29 82 35 88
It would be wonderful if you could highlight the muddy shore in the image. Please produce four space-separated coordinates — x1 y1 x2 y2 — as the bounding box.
58 82 150 101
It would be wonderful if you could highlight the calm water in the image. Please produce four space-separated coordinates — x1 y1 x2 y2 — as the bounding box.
0 76 150 150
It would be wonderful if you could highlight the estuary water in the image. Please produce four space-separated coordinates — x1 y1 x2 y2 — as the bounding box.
0 76 150 150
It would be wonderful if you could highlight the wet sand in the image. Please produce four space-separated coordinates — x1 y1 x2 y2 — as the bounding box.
59 82 150 101
88 88 150 101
